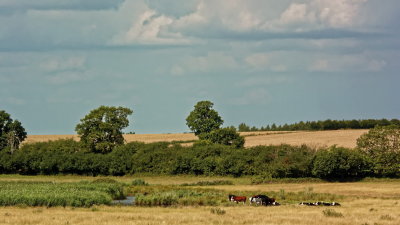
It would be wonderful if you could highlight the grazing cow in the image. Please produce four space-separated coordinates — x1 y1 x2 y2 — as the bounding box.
299 201 341 206
250 195 279 206
228 194 247 204
249 196 264 205
299 202 315 206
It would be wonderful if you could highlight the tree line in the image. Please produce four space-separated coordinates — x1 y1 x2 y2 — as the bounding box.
0 125 399 179
1 101 399 180
238 119 400 132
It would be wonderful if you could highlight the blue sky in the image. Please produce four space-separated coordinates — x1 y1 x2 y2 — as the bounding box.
1 0 399 134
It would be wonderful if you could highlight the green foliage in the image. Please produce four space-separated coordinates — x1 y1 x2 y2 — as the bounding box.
0 110 27 152
312 147 372 180
0 181 125 207
199 127 245 148
238 123 251 132
0 140 142 176
357 126 400 177
186 101 223 136
75 106 133 153
2 137 395 178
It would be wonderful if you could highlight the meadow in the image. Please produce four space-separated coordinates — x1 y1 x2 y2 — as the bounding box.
0 175 399 225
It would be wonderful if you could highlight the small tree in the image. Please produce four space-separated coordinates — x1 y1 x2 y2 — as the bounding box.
186 101 223 135
0 110 27 153
75 106 133 153
199 127 245 148
357 125 400 176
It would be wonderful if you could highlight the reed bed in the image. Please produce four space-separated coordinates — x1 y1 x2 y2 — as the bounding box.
0 181 125 207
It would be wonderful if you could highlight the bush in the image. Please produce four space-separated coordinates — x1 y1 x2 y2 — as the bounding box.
199 127 245 148
357 126 400 177
312 147 372 180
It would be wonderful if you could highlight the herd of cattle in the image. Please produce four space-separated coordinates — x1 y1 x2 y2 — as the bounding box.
229 194 341 206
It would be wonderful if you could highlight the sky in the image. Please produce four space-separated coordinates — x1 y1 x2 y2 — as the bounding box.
0 0 399 134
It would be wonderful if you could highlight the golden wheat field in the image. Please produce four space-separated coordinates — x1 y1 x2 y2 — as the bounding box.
0 175 399 225
23 129 369 148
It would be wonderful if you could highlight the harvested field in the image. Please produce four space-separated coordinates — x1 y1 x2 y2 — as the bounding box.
24 129 369 148
243 129 369 148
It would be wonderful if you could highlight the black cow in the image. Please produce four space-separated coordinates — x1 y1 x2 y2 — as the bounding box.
250 195 279 206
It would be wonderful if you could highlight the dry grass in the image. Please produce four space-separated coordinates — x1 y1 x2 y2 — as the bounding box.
0 199 399 225
23 129 369 148
0 175 399 225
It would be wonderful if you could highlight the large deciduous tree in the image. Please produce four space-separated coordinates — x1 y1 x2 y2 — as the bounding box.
357 125 400 177
0 110 27 153
75 106 133 153
186 101 244 148
186 101 223 136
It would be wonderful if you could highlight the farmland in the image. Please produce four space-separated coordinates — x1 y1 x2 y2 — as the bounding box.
2 129 399 225
0 175 399 225
24 129 369 148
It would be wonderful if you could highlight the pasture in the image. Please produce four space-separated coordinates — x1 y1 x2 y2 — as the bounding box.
0 175 399 225
24 129 368 148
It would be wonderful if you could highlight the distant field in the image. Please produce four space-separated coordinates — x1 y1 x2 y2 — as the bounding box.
23 129 369 148
24 129 369 148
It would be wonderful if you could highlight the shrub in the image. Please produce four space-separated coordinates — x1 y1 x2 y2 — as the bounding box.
312 147 372 180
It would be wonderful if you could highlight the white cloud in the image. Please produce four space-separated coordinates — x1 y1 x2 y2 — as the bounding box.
112 4 190 45
170 0 368 37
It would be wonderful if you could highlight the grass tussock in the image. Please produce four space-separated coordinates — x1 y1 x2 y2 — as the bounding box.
210 207 226 215
322 209 344 217
131 179 149 186
380 214 394 220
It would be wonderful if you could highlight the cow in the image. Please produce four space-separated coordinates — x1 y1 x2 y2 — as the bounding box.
228 194 247 204
250 195 279 206
299 202 315 206
299 201 341 206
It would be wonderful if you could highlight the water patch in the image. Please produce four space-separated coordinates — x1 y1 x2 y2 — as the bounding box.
112 196 135 205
